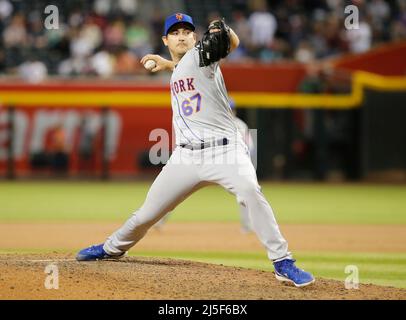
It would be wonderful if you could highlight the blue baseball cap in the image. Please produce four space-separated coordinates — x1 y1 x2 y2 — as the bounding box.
164 13 195 36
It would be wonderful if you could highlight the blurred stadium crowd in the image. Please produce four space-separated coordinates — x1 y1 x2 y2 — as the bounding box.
0 0 406 81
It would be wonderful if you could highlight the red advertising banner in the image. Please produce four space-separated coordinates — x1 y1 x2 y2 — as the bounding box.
0 106 173 177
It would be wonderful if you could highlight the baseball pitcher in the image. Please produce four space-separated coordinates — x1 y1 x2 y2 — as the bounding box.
77 13 315 287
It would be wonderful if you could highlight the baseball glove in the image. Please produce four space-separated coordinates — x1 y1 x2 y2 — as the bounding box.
198 18 231 67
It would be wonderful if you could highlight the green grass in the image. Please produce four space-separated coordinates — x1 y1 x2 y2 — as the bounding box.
0 181 406 224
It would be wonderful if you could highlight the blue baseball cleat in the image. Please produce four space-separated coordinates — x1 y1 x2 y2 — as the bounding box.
273 259 315 287
76 244 126 261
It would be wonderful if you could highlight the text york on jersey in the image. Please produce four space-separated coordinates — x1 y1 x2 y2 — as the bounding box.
171 78 195 94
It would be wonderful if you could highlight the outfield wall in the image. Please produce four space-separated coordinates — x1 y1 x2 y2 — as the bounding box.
1 74 405 180
1 42 406 180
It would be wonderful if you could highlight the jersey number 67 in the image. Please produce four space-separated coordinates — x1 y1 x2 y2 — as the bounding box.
181 93 202 116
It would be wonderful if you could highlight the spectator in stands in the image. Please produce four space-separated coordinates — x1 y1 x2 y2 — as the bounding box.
325 0 344 16
248 1 278 59
27 11 47 51
308 15 329 58
80 16 103 53
297 62 328 180
93 0 111 17
90 49 115 77
391 0 406 41
368 0 390 32
68 9 84 28
18 55 48 83
116 0 138 18
288 13 307 51
228 10 252 61
114 46 139 76
70 27 94 59
295 40 316 63
58 56 88 77
125 19 152 58
3 13 26 48
104 18 125 48
0 0 12 22
0 0 404 76
391 19 406 40
399 0 406 26
150 9 165 54
323 13 348 56
345 17 372 53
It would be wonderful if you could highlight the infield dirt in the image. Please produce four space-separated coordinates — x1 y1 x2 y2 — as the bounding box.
1 222 405 299
0 254 405 300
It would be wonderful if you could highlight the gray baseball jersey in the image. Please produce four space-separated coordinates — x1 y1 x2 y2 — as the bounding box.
104 44 291 264
170 47 240 145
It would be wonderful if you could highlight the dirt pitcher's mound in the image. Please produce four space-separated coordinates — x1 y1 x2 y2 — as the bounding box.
0 254 405 300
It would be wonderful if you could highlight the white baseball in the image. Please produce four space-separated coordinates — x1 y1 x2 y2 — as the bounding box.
144 59 156 71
